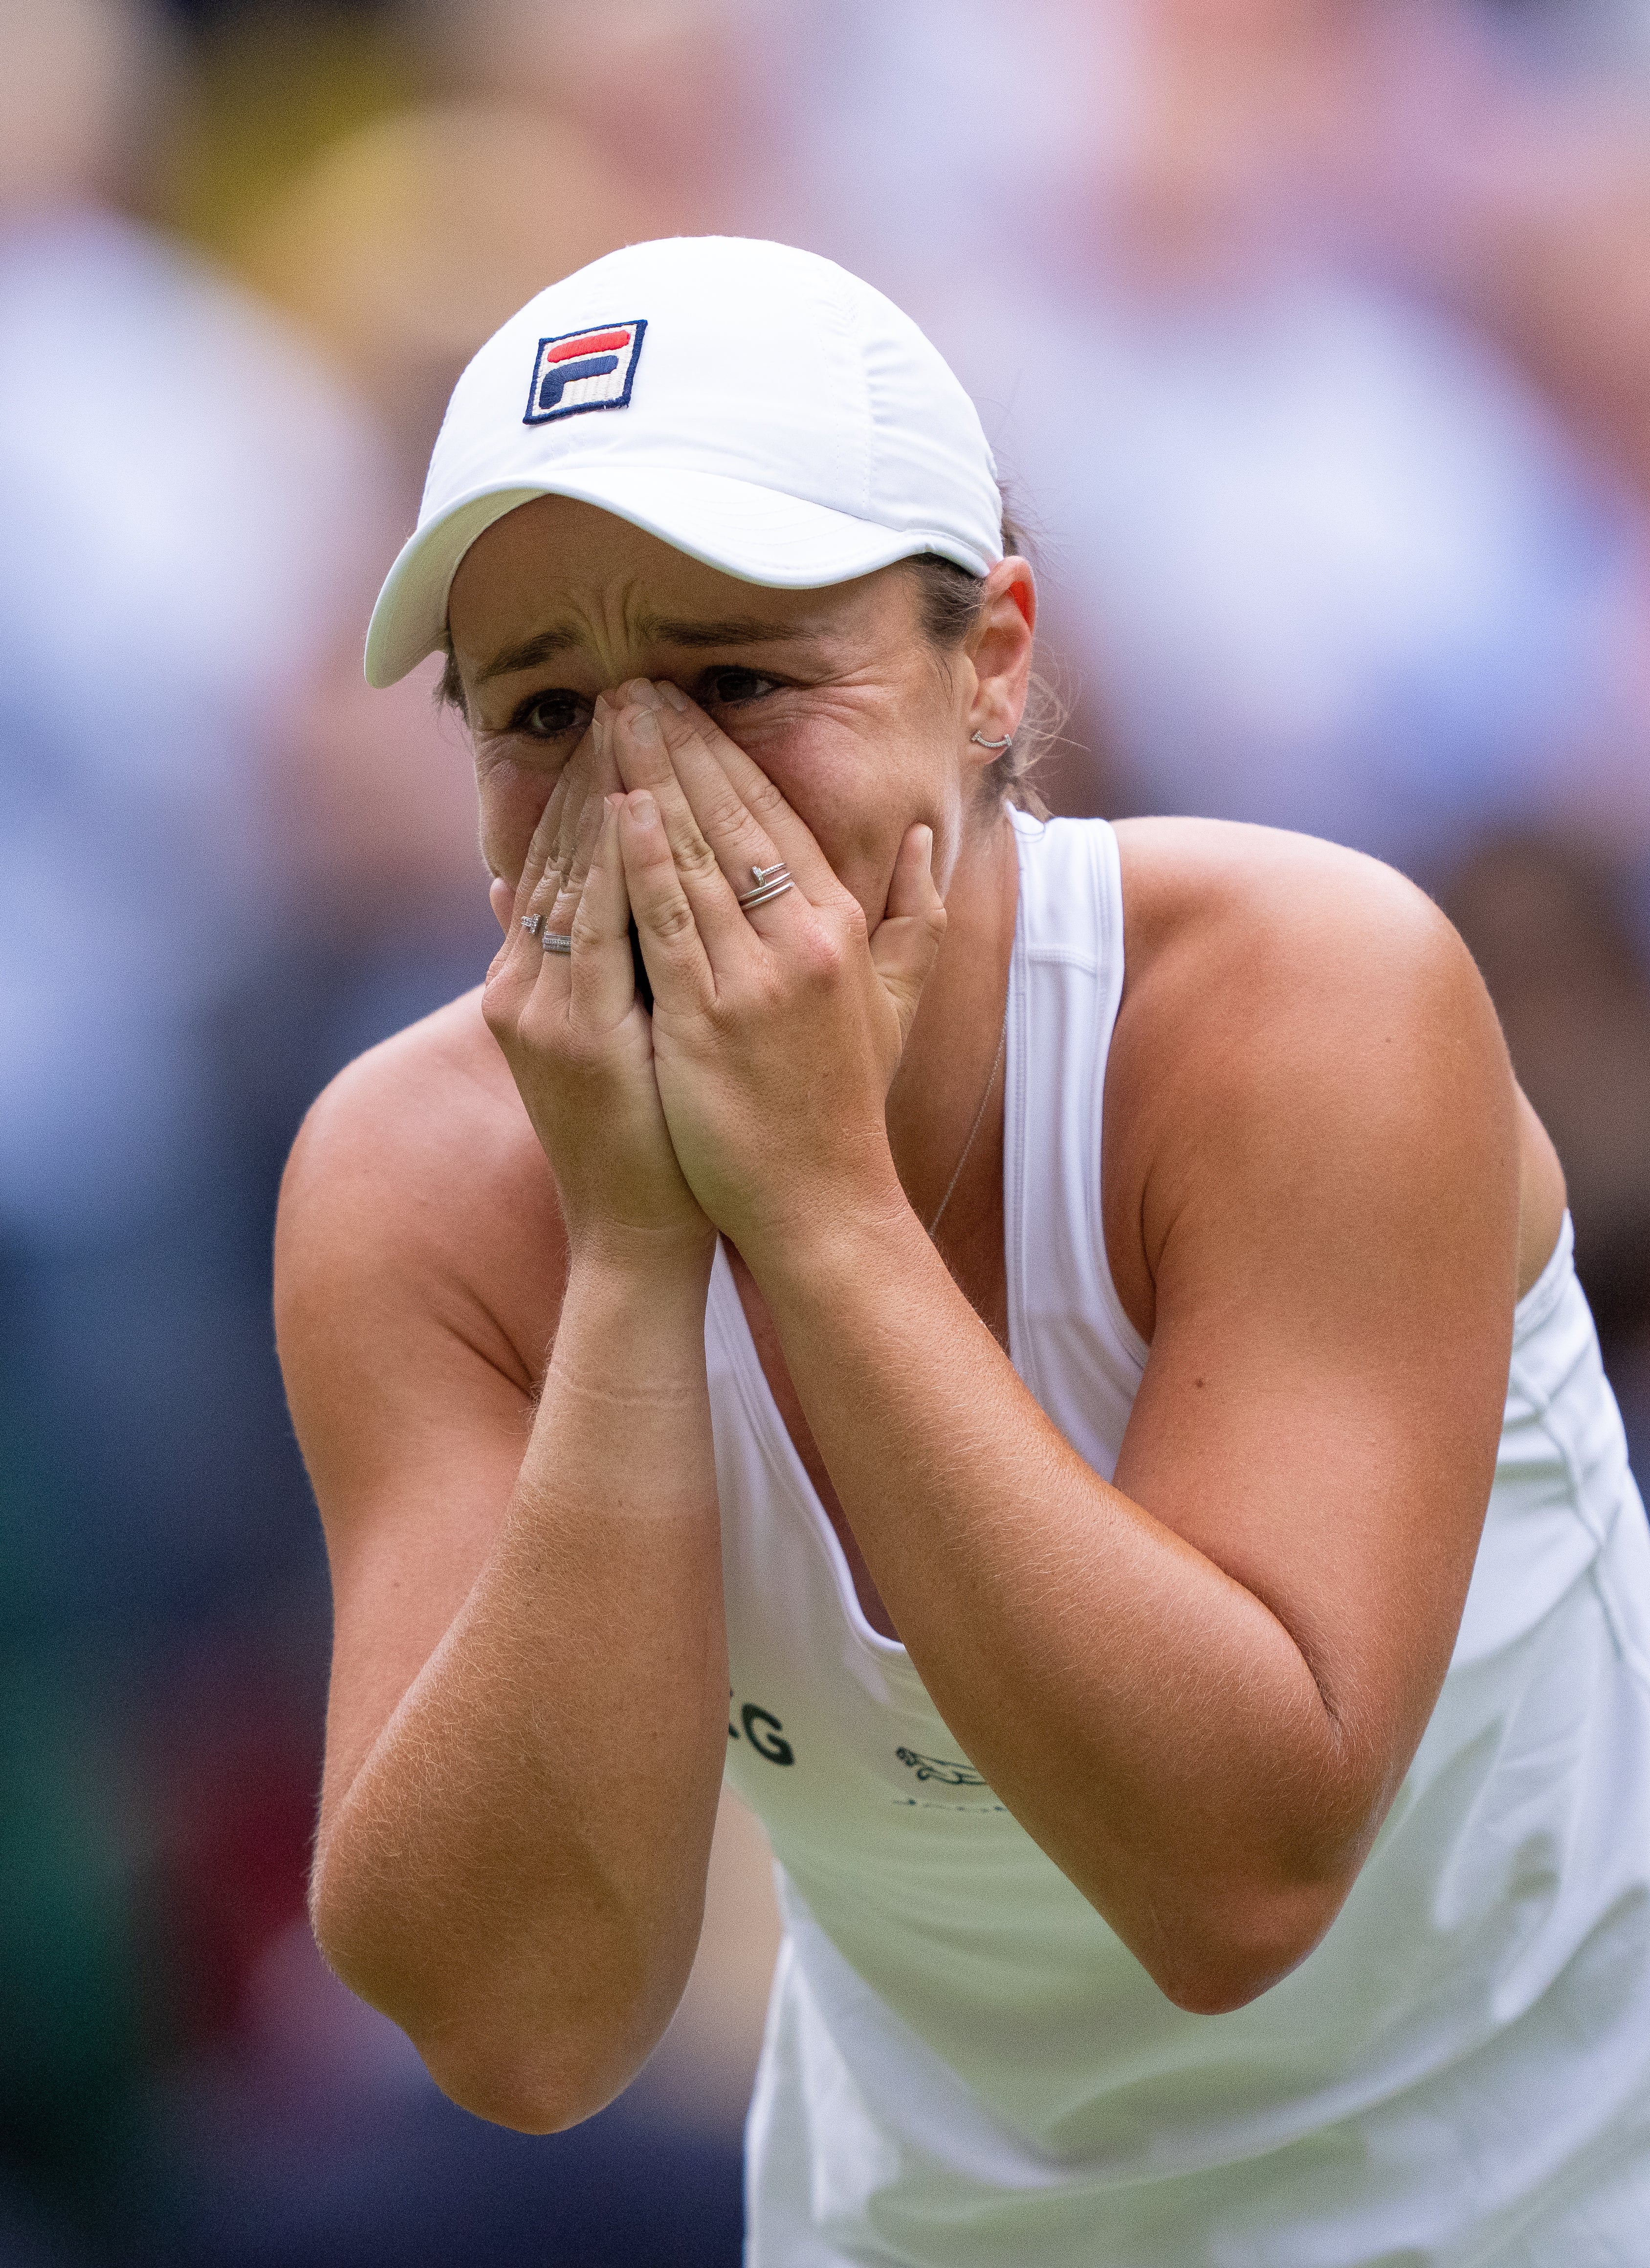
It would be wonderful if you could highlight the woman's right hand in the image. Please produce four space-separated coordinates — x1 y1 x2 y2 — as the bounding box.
481 714 713 1267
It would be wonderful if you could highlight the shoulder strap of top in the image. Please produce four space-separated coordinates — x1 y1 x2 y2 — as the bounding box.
1004 813 1146 1484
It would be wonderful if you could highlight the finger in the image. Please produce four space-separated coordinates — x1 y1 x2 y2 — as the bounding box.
485 873 519 986
543 779 606 949
652 680 846 908
511 748 580 925
495 783 601 1011
617 788 715 1012
610 698 760 959
551 699 622 882
566 797 640 1028
491 782 575 1001
640 692 805 923
869 823 947 1047
508 720 599 944
535 760 577 894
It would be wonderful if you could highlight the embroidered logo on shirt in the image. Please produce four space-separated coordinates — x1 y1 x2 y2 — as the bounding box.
524 320 647 425
896 1747 986 1787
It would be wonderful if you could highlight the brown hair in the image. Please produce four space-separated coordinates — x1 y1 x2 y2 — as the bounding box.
438 641 466 716
903 512 1054 818
436 510 1056 816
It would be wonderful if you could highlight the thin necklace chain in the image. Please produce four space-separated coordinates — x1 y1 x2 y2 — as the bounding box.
925 1013 1007 1239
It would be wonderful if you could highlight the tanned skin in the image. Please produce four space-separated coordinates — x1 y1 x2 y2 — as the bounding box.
276 496 1567 2132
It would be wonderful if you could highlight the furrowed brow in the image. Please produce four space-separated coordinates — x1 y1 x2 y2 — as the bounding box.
473 612 833 689
474 625 584 686
644 614 825 650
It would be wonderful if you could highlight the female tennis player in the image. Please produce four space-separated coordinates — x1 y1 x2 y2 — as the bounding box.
275 238 1650 2263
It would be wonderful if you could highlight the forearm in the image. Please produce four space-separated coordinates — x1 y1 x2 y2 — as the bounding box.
752 1201 1360 2009
314 1241 726 2126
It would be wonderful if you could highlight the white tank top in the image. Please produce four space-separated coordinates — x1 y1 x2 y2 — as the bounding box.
709 813 1650 2266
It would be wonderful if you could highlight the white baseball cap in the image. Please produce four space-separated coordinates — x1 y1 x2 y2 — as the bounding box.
364 236 1004 687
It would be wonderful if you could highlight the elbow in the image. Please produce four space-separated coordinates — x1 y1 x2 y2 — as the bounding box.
323 1947 648 2135
310 1872 664 2136
420 2051 571 2136
409 1975 675 2131
416 2033 627 2136
1156 1962 1292 2019
1141 1880 1349 2017
320 1950 645 2135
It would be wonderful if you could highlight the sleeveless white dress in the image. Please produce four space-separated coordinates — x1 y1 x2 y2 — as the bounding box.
709 812 1650 2266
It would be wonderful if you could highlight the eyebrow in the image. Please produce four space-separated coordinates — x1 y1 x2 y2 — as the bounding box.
473 612 830 687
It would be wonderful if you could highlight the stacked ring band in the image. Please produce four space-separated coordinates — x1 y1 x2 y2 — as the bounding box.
542 931 573 954
737 861 794 912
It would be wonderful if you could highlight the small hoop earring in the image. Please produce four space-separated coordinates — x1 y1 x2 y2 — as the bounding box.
970 730 1013 750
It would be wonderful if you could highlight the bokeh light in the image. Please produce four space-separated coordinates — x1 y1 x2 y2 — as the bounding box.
2 2 1647 2260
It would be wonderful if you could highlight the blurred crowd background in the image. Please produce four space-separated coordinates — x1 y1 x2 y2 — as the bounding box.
4 0 1650 2261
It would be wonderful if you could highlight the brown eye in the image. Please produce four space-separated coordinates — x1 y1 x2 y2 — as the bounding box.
516 691 589 739
704 669 780 707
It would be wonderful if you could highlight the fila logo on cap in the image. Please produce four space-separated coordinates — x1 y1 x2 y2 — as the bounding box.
524 319 647 425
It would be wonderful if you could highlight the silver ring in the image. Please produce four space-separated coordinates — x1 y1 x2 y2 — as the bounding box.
542 930 573 954
521 912 546 939
737 861 793 912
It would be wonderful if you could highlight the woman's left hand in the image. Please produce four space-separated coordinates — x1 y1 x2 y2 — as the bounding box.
599 680 947 1264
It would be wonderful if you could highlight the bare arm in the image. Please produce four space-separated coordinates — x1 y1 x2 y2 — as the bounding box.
606 699 1522 2014
281 776 728 2132
748 859 1518 2008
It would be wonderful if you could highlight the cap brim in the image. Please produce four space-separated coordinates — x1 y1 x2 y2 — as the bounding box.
364 465 995 687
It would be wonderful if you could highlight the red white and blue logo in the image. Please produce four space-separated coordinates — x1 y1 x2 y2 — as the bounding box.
524 319 647 426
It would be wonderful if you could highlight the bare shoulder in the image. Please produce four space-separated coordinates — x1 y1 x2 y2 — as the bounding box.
276 987 565 1409
1112 817 1460 999
1104 819 1526 1336
277 991 570 1834
1109 816 1496 1151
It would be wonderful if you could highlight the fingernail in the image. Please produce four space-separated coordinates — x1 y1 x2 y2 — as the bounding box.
659 682 688 712
631 708 660 743
918 824 935 859
591 711 606 750
629 680 662 709
630 790 658 824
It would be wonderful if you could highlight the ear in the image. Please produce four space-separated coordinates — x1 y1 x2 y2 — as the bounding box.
965 557 1037 747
